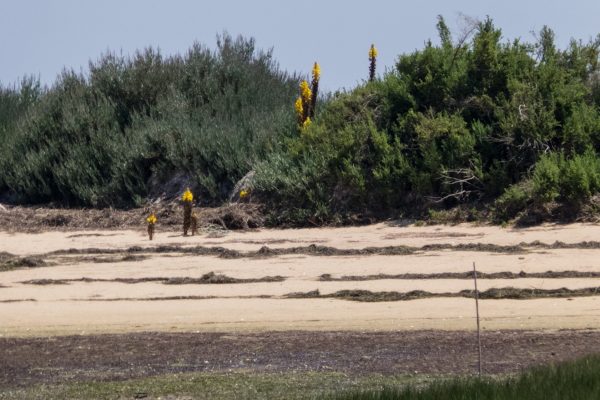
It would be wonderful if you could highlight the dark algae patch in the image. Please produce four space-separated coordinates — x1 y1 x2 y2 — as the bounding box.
41 240 600 261
21 272 285 286
285 287 600 302
320 270 600 281
0 252 46 272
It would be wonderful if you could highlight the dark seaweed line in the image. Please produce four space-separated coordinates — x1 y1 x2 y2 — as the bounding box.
10 286 600 303
20 272 285 286
0 295 271 302
43 240 600 260
43 244 412 258
0 298 36 303
285 286 600 302
81 295 272 302
319 270 600 281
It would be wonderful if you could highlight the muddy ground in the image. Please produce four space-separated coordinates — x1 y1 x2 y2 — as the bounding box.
1 329 599 389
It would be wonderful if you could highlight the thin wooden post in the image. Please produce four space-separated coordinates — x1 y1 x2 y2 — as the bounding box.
473 261 482 377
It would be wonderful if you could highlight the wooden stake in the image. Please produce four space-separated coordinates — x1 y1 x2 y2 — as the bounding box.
473 261 482 377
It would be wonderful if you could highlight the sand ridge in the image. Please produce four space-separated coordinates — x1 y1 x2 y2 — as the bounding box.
1 222 600 337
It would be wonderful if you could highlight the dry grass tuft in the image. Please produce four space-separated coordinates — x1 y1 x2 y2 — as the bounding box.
199 203 264 230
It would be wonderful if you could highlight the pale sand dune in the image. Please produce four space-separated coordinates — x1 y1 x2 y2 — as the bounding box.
1 297 599 337
3 222 600 255
1 223 600 337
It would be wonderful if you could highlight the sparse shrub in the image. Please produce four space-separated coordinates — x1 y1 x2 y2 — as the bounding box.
532 154 562 204
494 181 532 221
531 151 600 210
561 157 592 206
560 152 600 208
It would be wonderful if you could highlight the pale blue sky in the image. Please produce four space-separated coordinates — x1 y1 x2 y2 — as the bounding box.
1 0 599 92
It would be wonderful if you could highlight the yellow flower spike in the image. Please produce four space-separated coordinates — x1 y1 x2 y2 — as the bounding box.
302 117 312 130
309 62 321 119
294 96 304 116
369 44 378 82
299 80 312 102
312 62 321 81
182 188 194 202
146 213 157 225
369 44 378 59
239 189 249 198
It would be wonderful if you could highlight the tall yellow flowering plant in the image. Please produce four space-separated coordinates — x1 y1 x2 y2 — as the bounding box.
146 212 157 240
299 80 312 123
302 117 311 129
182 188 194 236
294 96 304 126
369 44 378 82
294 62 321 131
309 62 320 118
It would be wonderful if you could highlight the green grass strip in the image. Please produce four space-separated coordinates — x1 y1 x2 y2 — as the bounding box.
328 355 600 400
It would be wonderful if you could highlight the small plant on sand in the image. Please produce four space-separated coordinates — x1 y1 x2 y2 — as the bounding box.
368 44 377 81
182 188 194 236
146 212 157 240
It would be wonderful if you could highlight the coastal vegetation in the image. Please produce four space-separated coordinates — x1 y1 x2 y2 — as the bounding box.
1 18 599 225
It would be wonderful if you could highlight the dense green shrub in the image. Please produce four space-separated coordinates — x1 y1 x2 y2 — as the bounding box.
494 181 533 221
559 152 600 207
530 151 600 209
255 84 415 223
0 76 43 192
255 18 600 223
0 34 298 206
1 18 600 225
532 153 562 204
